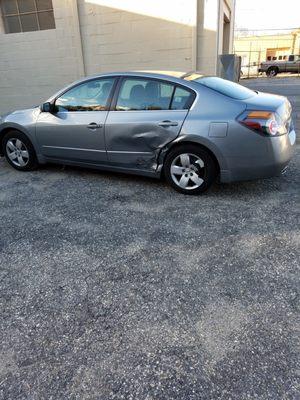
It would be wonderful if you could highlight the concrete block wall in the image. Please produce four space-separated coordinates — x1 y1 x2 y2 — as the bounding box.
0 0 84 114
77 0 197 75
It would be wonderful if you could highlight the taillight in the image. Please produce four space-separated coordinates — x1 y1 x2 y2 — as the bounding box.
238 110 286 136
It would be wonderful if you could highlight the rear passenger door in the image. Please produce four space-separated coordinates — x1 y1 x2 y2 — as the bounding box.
104 77 195 171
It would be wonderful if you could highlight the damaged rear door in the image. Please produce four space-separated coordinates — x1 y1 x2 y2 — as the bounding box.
105 76 195 172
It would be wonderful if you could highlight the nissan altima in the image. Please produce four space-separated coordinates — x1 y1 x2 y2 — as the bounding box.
0 71 296 194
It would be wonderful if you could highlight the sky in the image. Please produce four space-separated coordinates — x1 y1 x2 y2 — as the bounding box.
235 0 300 33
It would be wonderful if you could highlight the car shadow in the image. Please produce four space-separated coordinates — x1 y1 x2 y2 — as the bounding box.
35 161 294 199
1 155 296 199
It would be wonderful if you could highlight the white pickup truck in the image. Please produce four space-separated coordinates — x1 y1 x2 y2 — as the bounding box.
259 55 300 77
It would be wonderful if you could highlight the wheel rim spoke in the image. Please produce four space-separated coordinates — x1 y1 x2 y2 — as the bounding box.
195 159 204 168
7 141 16 152
16 139 23 149
180 154 190 167
8 151 17 161
179 174 189 188
190 174 204 186
21 150 29 159
171 165 184 175
17 156 26 166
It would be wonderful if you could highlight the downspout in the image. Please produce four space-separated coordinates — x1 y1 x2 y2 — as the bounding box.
192 0 198 71
230 0 236 53
291 31 296 54
216 0 221 75
72 0 86 77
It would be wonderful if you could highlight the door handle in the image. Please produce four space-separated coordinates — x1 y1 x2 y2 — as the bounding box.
87 122 102 130
158 120 179 128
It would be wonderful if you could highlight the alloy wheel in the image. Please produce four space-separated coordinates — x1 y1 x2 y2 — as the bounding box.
170 153 205 190
6 138 29 167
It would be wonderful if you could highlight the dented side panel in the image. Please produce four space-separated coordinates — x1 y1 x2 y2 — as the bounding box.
105 110 188 170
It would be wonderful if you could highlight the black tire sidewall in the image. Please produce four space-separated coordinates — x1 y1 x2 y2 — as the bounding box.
164 145 217 195
2 130 38 171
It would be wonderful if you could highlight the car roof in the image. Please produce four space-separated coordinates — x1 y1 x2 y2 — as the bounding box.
47 71 206 102
86 70 185 79
76 70 205 85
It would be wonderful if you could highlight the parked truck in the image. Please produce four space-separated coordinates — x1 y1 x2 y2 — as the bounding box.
259 55 300 77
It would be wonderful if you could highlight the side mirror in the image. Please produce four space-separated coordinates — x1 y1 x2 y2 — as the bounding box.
41 102 54 113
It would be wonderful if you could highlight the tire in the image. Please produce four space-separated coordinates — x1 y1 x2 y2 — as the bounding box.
164 145 217 195
266 67 278 77
2 130 38 171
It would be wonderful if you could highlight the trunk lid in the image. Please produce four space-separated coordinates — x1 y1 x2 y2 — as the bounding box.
244 91 292 125
242 91 293 135
244 91 286 110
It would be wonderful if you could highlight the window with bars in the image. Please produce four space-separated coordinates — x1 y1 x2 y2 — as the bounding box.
1 0 55 33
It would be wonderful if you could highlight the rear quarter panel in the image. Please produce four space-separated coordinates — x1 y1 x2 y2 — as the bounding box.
174 84 248 171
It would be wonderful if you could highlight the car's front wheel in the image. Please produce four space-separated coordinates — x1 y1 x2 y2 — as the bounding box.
164 145 217 194
2 131 38 171
266 67 278 77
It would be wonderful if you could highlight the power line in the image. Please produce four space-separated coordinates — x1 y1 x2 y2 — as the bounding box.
235 27 299 31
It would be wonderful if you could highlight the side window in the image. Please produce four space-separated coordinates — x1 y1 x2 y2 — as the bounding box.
55 78 115 112
171 87 195 110
116 78 174 111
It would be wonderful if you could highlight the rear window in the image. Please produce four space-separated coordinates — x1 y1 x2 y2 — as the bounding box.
185 76 255 100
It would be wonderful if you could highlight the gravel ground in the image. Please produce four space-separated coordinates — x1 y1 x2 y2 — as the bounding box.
0 78 299 399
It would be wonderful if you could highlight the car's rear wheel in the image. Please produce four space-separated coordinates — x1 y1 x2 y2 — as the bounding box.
164 145 217 194
2 131 38 171
266 67 278 77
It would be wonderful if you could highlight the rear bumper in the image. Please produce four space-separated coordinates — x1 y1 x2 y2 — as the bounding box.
220 129 296 183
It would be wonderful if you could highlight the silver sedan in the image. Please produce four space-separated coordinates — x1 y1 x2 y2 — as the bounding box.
0 71 296 194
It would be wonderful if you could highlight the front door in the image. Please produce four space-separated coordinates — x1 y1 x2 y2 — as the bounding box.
105 77 195 171
36 77 116 163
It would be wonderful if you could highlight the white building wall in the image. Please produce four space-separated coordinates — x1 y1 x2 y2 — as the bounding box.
196 0 219 74
77 0 197 75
